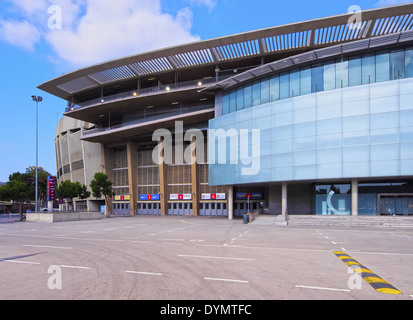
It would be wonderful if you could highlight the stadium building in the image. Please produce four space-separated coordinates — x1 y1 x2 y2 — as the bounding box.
39 4 413 219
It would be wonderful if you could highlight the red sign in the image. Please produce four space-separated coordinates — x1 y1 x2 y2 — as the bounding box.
148 195 152 200
211 193 216 200
178 194 184 200
246 193 252 199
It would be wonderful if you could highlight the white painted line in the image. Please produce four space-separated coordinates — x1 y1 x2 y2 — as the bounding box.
331 241 337 245
0 259 40 265
125 271 163 276
204 277 249 284
60 265 91 270
163 243 184 246
295 285 350 292
23 244 72 250
157 238 185 241
178 254 255 261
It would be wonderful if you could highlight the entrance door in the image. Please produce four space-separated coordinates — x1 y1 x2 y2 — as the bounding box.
379 195 413 215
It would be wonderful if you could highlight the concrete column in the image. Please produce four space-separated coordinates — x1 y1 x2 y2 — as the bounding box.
351 179 358 216
281 182 288 217
158 139 168 216
190 136 199 216
228 186 234 220
127 141 138 216
101 145 113 217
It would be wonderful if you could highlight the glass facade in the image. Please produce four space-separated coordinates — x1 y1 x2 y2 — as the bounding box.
222 46 413 115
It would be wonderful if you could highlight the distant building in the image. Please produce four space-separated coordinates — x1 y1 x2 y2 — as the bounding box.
26 166 45 173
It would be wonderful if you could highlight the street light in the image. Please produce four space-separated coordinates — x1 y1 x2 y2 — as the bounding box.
31 95 43 213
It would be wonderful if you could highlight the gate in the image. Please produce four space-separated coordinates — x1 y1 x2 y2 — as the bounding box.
378 194 413 215
112 202 130 215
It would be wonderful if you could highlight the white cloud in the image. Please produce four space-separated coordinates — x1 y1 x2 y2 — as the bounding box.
187 0 217 10
375 0 413 7
1 0 204 68
0 19 41 51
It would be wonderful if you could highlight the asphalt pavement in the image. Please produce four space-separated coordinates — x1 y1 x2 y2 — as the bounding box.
0 215 412 301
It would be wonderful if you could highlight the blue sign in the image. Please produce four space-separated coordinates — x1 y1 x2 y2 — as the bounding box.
151 194 160 201
140 194 160 201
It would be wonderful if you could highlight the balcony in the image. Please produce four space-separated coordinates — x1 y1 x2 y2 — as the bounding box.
65 76 230 113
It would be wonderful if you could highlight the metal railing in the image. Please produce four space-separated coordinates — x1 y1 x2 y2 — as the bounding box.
65 76 230 113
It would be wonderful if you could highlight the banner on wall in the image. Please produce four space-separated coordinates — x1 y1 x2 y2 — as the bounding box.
201 193 226 200
236 193 263 200
170 194 192 200
140 194 160 201
114 195 131 201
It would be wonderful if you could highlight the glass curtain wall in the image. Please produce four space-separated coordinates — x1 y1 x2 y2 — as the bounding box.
222 46 413 115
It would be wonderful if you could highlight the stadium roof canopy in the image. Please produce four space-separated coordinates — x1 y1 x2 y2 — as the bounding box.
39 3 413 101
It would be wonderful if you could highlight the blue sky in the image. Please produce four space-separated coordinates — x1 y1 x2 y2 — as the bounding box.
0 0 410 182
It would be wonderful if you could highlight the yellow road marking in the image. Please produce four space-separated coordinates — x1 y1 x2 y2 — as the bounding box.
333 251 402 295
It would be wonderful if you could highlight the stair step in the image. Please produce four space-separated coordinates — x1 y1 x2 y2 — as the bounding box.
253 215 413 228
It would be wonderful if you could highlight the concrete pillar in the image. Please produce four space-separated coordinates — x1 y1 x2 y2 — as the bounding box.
127 141 138 216
351 179 358 216
281 182 288 217
101 145 113 217
158 139 168 216
228 186 234 220
190 136 199 216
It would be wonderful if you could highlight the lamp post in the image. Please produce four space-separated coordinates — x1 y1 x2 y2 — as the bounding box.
31 96 43 213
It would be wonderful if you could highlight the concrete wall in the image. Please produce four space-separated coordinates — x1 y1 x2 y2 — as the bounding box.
26 212 103 223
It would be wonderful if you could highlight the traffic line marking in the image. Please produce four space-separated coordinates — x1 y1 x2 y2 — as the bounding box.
204 277 249 284
333 251 402 295
23 244 73 250
178 254 255 261
126 271 163 276
60 265 91 270
295 285 350 292
0 259 40 265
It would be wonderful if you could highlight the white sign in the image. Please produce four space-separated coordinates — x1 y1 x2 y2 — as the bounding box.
216 193 226 200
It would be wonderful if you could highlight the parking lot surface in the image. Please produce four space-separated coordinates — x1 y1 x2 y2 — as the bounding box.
0 215 412 300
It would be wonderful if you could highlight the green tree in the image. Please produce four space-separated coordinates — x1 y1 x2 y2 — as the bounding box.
0 168 52 220
56 180 90 211
90 172 113 216
78 183 91 200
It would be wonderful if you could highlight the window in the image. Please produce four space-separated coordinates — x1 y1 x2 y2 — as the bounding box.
280 72 290 99
244 83 252 108
362 53 375 84
236 86 244 110
349 55 362 86
405 47 413 78
336 57 349 88
290 69 300 97
222 93 230 115
323 60 336 91
376 50 389 82
261 77 270 104
300 67 312 94
229 89 237 113
269 75 280 101
252 80 261 106
311 64 323 93
390 49 405 80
